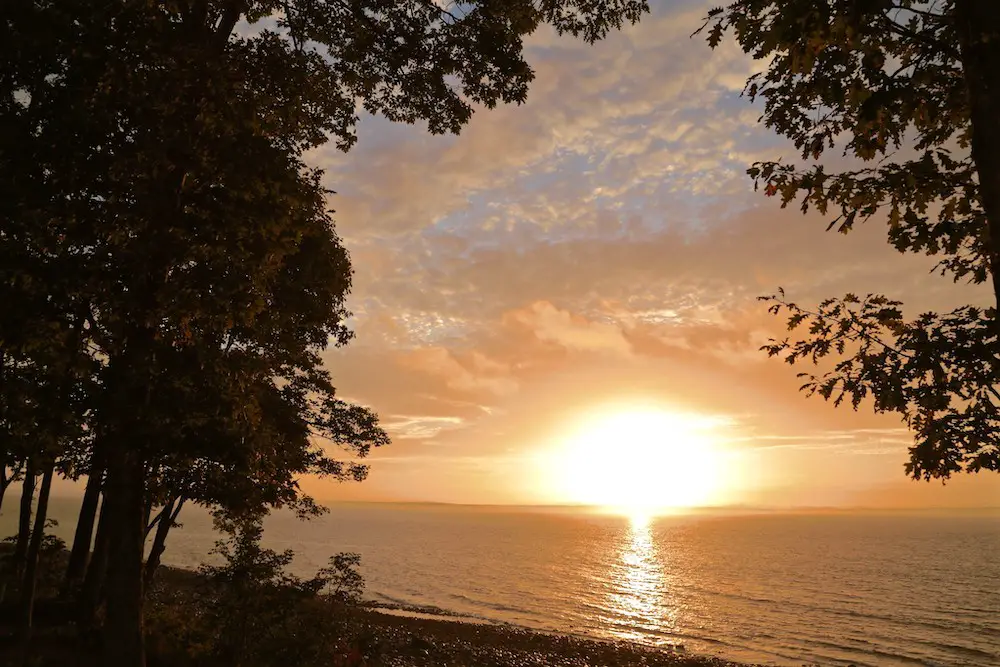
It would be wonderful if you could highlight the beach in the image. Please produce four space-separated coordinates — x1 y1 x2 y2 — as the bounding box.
345 607 744 667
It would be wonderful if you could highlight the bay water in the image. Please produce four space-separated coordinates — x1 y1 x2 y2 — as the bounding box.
10 500 999 667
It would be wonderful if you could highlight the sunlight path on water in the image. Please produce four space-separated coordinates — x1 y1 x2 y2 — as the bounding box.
603 514 675 643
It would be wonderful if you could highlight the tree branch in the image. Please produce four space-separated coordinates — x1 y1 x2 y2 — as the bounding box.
888 3 947 21
215 1 245 49
769 295 914 361
880 13 961 60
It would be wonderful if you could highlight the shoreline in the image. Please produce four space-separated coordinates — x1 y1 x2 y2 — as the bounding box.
153 565 756 667
350 604 754 667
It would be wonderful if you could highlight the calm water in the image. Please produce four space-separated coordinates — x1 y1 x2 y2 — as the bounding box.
13 501 1000 667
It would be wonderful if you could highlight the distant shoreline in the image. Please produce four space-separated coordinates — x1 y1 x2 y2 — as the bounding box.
212 500 1000 514
34 493 1000 516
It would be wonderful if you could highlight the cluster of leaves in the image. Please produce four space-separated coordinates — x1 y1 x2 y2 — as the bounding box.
701 2 1000 478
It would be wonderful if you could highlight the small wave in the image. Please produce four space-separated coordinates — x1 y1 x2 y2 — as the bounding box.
367 597 484 621
910 638 1000 661
444 592 535 617
687 583 996 640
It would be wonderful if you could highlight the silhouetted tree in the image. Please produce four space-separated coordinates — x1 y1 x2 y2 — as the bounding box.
143 495 184 586
11 459 35 577
18 460 54 645
63 442 105 594
3 1 650 665
703 1 1000 479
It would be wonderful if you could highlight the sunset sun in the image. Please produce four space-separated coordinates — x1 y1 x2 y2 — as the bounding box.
552 408 731 514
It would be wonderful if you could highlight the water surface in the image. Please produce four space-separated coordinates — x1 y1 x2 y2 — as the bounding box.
16 501 1000 666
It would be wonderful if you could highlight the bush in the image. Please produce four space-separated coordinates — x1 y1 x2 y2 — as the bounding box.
146 517 368 667
0 519 67 599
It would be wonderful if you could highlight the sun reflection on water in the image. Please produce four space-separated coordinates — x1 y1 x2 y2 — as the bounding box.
604 514 673 643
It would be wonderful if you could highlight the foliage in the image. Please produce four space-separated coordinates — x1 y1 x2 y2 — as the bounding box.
702 1 1000 478
761 290 999 478
149 518 368 667
0 519 67 596
1 520 65 558
317 552 365 605
1 0 649 662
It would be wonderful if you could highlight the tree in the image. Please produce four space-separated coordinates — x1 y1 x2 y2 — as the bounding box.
181 517 365 667
3 2 650 665
702 1 1000 480
63 441 106 594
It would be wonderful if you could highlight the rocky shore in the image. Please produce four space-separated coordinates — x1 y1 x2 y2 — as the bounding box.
347 606 750 667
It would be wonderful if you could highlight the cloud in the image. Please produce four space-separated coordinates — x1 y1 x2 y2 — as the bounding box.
731 427 913 450
505 301 632 356
381 415 466 440
302 0 994 506
310 2 775 242
400 347 518 397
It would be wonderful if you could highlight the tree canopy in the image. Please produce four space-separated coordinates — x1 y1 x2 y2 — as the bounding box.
702 0 1000 479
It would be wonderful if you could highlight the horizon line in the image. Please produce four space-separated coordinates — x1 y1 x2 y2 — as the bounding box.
303 499 1000 513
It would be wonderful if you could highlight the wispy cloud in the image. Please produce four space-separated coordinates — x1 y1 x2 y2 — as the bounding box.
381 415 467 440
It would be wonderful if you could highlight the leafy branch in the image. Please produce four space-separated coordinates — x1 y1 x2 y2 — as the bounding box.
761 290 1000 478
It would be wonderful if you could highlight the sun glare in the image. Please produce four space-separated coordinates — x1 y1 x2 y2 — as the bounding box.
551 407 731 515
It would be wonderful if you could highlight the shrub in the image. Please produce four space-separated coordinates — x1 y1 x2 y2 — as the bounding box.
147 516 367 667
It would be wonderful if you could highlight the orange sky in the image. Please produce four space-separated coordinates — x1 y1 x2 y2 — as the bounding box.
299 0 999 510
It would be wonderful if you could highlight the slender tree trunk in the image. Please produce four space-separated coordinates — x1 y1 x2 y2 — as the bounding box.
0 459 25 517
0 453 11 515
13 457 37 579
143 496 184 587
102 448 146 667
0 467 9 516
142 501 152 539
64 449 106 591
0 350 6 517
955 1 1000 312
18 462 54 648
79 493 112 627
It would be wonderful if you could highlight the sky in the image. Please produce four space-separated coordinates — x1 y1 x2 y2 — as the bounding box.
300 0 1000 510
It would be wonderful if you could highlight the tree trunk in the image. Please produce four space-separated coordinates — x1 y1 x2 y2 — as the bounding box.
0 350 6 517
13 457 36 579
78 493 112 627
18 462 54 647
64 449 106 592
0 459 26 518
955 1 1000 312
0 469 10 517
102 448 146 667
98 314 155 667
143 496 184 587
0 454 11 516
